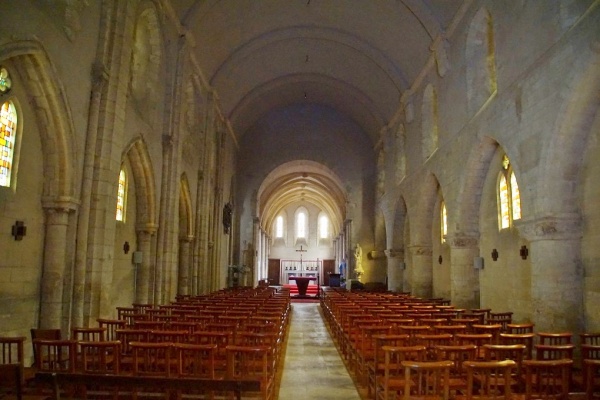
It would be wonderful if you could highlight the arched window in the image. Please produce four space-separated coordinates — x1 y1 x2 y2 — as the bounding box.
116 168 127 221
319 214 329 239
275 215 284 238
498 155 521 230
296 211 306 238
0 99 17 188
441 202 447 243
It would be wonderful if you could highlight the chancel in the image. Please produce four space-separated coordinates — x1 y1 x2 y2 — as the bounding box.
0 1 599 399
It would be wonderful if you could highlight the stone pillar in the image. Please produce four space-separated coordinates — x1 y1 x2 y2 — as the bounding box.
448 233 480 309
39 205 74 330
178 236 193 295
135 226 156 305
408 244 433 298
385 249 404 292
516 215 584 333
253 218 260 285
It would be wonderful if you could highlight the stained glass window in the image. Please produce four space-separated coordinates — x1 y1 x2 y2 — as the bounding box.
498 155 521 229
0 101 17 187
319 215 329 239
296 212 306 238
116 169 127 221
275 215 283 238
441 202 447 243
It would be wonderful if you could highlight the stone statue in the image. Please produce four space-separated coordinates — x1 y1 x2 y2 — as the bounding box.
354 243 364 281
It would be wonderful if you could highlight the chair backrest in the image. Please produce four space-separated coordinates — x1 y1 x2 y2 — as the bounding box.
462 359 516 400
225 345 273 400
506 323 534 334
0 336 25 385
534 344 575 361
500 333 535 360
580 332 600 346
522 359 572 399
536 332 572 345
78 340 121 374
402 360 453 400
97 319 126 341
172 343 216 378
32 339 77 372
115 329 150 355
130 341 172 377
71 327 106 342
30 329 61 366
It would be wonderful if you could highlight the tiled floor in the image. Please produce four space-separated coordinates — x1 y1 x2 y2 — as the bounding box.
277 302 364 400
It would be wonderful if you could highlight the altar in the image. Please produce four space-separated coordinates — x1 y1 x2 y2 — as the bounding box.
288 276 317 297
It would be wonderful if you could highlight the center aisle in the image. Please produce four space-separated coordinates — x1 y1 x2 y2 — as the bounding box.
277 302 363 400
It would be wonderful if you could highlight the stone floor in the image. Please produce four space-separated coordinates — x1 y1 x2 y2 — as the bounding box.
276 302 365 400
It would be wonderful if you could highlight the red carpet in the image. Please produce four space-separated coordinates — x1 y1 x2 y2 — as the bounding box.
282 283 319 297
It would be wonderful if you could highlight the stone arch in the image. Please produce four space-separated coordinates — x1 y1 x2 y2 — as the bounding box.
124 137 157 230
536 49 600 216
391 196 408 251
421 84 439 161
466 6 497 117
0 40 77 202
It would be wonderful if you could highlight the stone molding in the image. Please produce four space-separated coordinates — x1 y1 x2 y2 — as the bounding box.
41 196 79 213
136 223 158 235
446 232 479 248
368 250 386 260
384 249 404 259
407 245 432 256
515 214 582 242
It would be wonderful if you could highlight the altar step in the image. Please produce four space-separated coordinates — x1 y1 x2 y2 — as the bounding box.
283 283 319 296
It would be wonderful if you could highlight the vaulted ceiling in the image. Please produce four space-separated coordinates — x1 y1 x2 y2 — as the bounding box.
170 0 465 225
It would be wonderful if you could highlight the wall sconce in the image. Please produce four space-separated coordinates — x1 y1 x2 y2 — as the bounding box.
123 241 130 254
438 255 443 264
520 245 529 260
491 248 499 261
11 220 26 241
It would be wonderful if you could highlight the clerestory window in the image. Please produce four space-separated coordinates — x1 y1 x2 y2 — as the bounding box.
498 155 521 229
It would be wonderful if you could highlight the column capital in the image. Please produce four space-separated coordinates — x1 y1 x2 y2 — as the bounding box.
446 232 479 249
384 249 404 259
515 213 582 242
136 223 158 235
180 235 194 243
407 244 432 256
42 196 79 213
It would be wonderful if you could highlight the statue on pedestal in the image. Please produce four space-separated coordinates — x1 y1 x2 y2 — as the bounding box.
354 243 364 282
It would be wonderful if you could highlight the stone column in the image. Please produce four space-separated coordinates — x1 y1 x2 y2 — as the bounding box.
448 233 480 309
135 226 156 305
408 244 433 298
39 204 75 330
253 218 260 285
178 235 193 295
516 215 584 333
385 249 404 292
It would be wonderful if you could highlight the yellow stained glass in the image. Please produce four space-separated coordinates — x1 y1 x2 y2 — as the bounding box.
0 101 17 187
499 174 509 229
441 203 447 243
116 169 126 221
511 172 521 220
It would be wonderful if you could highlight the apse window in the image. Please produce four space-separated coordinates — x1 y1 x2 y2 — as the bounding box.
441 202 447 243
319 214 329 239
116 168 127 221
296 211 306 238
498 155 521 229
275 215 284 238
0 99 17 188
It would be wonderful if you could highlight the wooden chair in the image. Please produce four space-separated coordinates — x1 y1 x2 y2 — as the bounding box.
582 359 600 399
149 330 190 344
500 333 535 360
32 339 77 372
97 318 126 341
398 325 432 346
401 360 453 400
0 336 30 385
536 332 572 346
355 324 393 383
433 344 478 395
130 341 172 377
30 328 61 367
521 358 572 399
482 344 526 392
368 334 409 398
534 344 575 361
415 334 454 359
226 345 274 400
455 333 493 360
0 364 23 400
580 332 600 346
573 344 600 393
115 328 150 371
78 340 121 373
71 327 106 342
506 323 534 334
376 345 427 400
460 359 516 400
473 324 503 344
488 312 513 331
193 330 234 375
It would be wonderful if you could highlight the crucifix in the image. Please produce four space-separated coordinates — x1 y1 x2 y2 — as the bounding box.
296 245 307 271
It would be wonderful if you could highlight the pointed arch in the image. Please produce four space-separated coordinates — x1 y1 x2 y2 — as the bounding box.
124 137 157 230
0 40 77 202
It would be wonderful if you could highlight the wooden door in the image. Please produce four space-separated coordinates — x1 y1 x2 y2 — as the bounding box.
322 259 335 286
267 259 281 285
